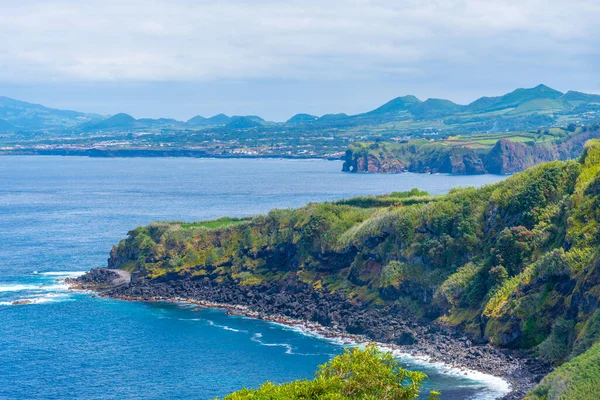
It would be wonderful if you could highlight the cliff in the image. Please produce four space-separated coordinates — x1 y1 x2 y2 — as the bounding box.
343 127 600 175
98 140 600 397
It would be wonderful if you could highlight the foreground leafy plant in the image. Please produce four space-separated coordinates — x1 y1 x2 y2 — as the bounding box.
221 344 439 399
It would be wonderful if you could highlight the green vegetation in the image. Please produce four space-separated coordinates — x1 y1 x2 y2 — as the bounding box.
220 344 439 400
3 85 600 161
526 343 600 400
110 140 600 395
179 217 250 230
343 125 600 174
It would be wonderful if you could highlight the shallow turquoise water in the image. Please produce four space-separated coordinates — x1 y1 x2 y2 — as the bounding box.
0 156 508 399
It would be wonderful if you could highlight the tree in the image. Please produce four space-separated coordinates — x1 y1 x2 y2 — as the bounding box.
221 344 439 399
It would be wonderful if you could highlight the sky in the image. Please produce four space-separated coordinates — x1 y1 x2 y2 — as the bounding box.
0 0 599 121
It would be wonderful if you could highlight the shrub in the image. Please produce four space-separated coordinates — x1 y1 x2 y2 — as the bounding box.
221 344 438 400
434 262 482 308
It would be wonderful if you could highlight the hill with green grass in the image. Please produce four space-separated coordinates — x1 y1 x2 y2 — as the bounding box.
3 85 600 160
106 140 600 397
2 84 600 138
0 96 100 131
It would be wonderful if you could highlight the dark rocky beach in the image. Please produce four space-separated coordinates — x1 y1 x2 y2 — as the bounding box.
70 268 552 399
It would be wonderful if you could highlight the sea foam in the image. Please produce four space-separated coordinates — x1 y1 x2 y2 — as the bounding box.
39 271 87 278
251 333 295 354
0 284 43 292
0 293 73 306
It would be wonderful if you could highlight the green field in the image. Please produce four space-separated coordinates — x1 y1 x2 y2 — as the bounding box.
179 217 249 230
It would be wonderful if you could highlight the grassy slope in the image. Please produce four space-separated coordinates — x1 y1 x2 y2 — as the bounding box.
110 140 600 394
526 343 600 399
351 128 570 155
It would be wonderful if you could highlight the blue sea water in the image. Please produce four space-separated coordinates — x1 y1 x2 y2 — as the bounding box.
0 156 509 399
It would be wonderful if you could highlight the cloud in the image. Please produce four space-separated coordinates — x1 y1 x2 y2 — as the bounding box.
0 0 598 83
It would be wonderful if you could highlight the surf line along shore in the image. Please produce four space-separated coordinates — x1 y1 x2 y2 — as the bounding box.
67 268 551 399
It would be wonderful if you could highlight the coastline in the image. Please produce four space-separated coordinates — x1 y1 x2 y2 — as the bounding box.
67 273 546 399
0 148 339 161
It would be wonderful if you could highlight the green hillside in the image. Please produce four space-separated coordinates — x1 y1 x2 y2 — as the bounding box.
3 84 600 160
527 342 600 399
0 96 98 130
108 140 600 396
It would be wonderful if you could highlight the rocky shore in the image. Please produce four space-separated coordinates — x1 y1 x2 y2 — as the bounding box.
71 268 552 399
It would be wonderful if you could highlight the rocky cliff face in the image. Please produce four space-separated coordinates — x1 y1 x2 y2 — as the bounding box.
344 129 600 175
97 142 600 396
483 139 551 174
342 150 409 173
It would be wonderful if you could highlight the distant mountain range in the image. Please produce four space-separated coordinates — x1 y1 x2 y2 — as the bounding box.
1 84 600 134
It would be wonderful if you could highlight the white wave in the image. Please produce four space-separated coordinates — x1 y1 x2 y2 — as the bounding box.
44 283 72 291
206 319 247 333
251 333 295 354
268 321 511 397
269 321 351 346
377 345 512 399
0 280 72 293
0 293 72 306
176 317 248 333
221 325 244 333
0 284 43 292
38 271 87 278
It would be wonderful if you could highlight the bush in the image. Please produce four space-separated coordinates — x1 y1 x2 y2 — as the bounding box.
221 344 439 400
538 318 576 365
434 262 482 308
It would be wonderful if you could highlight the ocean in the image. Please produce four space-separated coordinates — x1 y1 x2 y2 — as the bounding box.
0 156 508 399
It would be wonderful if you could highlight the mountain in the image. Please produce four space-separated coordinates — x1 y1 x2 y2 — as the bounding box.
344 95 423 125
187 114 232 126
562 90 600 103
206 114 231 125
287 113 318 124
467 84 564 113
409 98 464 120
306 84 599 130
186 115 207 126
225 116 262 129
84 113 139 130
363 95 422 115
3 84 600 137
0 96 98 130
137 118 185 128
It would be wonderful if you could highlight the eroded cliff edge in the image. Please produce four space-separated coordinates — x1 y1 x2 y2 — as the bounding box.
342 126 600 174
81 140 600 398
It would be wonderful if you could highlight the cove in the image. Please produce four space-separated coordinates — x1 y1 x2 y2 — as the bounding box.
0 156 506 399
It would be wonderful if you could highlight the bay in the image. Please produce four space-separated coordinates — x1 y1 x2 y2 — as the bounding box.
0 156 507 399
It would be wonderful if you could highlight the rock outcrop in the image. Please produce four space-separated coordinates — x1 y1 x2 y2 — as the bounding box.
344 128 600 174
